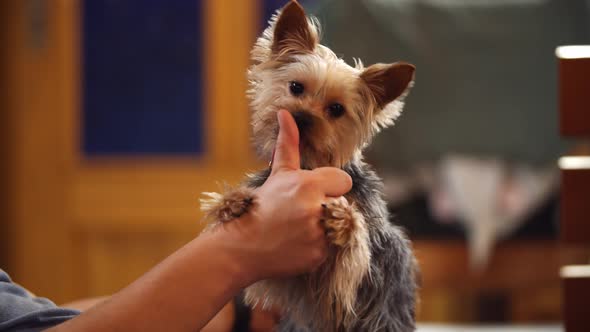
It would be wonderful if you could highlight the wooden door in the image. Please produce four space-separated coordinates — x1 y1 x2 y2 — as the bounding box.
1 0 263 304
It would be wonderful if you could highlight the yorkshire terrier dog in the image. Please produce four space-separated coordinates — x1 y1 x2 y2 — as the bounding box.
201 1 417 331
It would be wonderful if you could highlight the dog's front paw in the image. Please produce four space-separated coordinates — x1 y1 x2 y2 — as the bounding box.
322 197 356 247
201 187 256 223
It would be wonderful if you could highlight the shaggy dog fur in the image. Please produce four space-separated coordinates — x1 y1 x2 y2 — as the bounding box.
201 1 418 331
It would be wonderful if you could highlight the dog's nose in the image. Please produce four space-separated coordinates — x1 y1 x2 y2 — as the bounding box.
291 111 313 133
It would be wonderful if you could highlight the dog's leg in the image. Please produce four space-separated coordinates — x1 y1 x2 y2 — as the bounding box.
201 186 256 223
321 196 371 326
322 197 360 247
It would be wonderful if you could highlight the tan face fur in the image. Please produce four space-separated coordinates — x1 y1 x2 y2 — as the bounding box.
248 0 415 169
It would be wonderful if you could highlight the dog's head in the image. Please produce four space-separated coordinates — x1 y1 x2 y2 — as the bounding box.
248 0 414 169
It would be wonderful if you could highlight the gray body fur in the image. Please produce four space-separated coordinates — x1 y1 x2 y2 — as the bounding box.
246 160 417 332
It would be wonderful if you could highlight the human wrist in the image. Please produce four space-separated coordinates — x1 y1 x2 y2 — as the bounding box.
203 218 261 288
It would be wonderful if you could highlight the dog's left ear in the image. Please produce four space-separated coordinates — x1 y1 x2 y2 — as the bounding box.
272 0 318 57
361 62 415 109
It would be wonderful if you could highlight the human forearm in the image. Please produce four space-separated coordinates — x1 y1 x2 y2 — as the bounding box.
49 230 248 332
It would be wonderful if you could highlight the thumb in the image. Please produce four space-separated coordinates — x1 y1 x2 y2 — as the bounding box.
271 110 301 174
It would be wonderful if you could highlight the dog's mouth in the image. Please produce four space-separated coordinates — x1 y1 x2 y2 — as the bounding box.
269 110 330 169
299 138 332 169
271 112 313 149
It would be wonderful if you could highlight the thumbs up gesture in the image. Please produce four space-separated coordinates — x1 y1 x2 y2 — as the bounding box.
270 110 353 195
220 110 353 284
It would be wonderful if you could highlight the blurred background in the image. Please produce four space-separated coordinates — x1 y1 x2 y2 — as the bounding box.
1 0 589 329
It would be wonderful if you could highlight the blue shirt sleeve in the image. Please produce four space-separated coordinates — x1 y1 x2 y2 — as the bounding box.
0 269 80 332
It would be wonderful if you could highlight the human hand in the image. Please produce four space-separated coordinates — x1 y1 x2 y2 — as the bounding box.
222 110 352 284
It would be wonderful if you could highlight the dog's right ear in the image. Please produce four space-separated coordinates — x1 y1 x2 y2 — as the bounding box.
361 62 415 109
272 0 318 57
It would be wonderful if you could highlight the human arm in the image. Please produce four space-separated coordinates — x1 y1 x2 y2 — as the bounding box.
46 110 352 332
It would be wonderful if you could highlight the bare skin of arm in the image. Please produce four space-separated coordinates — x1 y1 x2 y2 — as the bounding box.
48 110 352 332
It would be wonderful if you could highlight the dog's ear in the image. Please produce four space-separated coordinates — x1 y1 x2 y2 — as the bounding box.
272 0 318 57
361 62 415 109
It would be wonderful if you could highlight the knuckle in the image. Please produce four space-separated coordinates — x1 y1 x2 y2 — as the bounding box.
309 203 323 219
301 201 321 220
307 223 323 240
311 225 325 241
304 226 316 239
306 211 324 232
311 247 327 265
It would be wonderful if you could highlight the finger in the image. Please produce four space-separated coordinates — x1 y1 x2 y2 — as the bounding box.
310 167 353 197
271 110 301 174
310 242 328 271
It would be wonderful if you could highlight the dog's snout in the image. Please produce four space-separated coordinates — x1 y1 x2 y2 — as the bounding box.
292 111 313 133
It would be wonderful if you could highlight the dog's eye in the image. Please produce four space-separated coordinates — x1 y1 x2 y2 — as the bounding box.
289 81 304 96
327 103 345 118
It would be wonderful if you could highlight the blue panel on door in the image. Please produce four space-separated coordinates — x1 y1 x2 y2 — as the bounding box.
82 0 204 155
